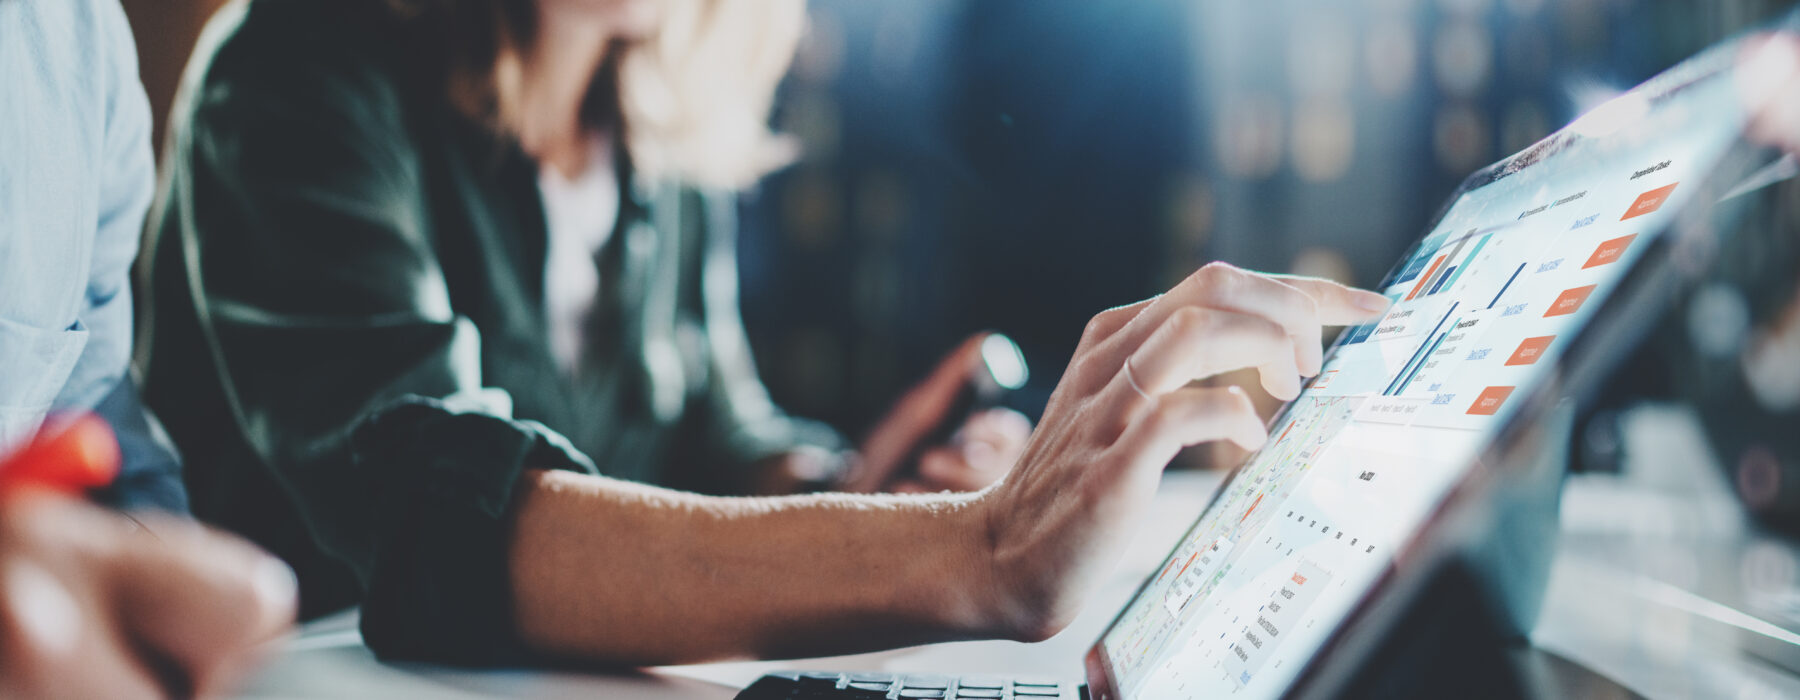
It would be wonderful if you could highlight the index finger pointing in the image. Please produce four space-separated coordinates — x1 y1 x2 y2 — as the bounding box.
1267 275 1392 326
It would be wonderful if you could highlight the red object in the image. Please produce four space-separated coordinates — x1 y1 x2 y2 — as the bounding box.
0 414 120 495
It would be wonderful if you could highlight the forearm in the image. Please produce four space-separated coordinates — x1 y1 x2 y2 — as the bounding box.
508 468 1002 665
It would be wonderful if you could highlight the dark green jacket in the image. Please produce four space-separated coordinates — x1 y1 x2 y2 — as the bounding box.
142 0 842 664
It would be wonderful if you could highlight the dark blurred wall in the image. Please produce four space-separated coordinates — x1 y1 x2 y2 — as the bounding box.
741 0 1796 443
121 0 226 153
115 0 1795 448
739 0 1206 434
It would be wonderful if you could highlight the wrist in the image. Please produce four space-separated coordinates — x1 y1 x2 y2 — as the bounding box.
967 485 1075 644
945 488 1038 641
874 490 1000 641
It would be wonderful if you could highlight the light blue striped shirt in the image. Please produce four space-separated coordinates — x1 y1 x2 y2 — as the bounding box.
0 0 183 509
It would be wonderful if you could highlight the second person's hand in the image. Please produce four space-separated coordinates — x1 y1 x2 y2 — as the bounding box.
847 333 1032 494
0 493 297 700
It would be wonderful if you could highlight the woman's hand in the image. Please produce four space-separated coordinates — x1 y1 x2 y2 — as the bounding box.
506 264 1385 664
972 262 1388 639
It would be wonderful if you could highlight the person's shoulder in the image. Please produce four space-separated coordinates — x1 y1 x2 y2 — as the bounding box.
1 0 131 97
180 0 411 124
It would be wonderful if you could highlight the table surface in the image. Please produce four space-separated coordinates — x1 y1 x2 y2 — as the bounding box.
238 406 1800 699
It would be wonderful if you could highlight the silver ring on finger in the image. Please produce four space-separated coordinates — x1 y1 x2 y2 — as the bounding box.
1123 356 1153 400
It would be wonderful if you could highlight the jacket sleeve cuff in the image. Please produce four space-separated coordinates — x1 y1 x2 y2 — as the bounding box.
348 396 594 665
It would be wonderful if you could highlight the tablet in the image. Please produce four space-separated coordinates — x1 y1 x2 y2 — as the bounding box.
1087 22 1783 699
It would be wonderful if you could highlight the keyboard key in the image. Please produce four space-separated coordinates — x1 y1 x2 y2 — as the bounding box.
903 676 951 689
1013 688 1061 697
899 690 946 699
954 689 1003 698
1012 678 1059 687
957 677 1006 689
848 673 896 684
797 672 843 689
849 682 892 691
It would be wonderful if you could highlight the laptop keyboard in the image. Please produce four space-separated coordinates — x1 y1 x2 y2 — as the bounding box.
736 671 1081 699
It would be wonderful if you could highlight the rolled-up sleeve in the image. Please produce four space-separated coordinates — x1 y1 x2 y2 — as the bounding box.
350 396 593 663
168 47 592 662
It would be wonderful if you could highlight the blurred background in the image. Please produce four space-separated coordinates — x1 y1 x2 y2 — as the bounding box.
122 0 1795 459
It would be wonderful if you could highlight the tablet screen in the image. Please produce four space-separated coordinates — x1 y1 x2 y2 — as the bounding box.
1097 37 1752 700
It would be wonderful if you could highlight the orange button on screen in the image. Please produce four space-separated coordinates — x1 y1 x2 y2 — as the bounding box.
1466 386 1516 416
1582 233 1638 269
1621 183 1678 221
1504 336 1556 366
1543 284 1598 318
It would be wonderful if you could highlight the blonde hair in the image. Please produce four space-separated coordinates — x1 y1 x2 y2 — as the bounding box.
618 0 806 189
393 0 806 190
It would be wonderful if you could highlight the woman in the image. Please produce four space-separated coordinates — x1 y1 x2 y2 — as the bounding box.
143 0 1389 665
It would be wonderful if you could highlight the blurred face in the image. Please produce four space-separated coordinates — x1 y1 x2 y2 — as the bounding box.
539 0 666 40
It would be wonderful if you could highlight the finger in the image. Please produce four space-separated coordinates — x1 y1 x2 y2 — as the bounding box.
0 565 165 700
1257 358 1304 401
1123 307 1301 399
1107 263 1325 376
1261 275 1389 378
1113 386 1267 472
1265 274 1392 325
0 499 165 700
112 518 296 698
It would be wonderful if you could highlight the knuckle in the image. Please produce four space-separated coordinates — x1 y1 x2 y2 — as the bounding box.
1165 305 1209 338
1194 261 1237 292
1083 305 1134 346
1296 288 1321 320
1080 314 1111 343
1198 260 1237 277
